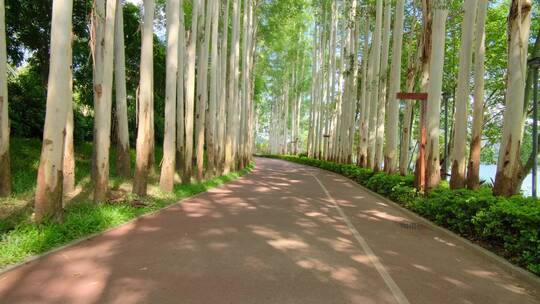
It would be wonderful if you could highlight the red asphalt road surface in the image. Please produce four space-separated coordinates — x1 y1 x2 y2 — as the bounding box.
0 157 539 303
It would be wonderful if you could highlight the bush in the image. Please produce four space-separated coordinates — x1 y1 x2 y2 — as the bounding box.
265 154 540 275
474 197 540 273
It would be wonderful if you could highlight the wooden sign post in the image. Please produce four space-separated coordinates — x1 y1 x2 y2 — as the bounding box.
397 92 428 192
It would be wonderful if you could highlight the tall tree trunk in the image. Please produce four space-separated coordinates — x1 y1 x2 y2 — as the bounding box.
159 0 180 192
466 0 488 190
206 0 220 176
367 0 383 169
224 0 240 174
493 0 532 196
194 0 209 181
374 0 391 171
450 0 478 189
114 0 131 178
413 0 432 183
93 0 117 202
35 0 73 223
183 0 199 183
176 0 186 178
0 0 10 197
384 0 404 173
63 78 75 197
91 0 104 181
357 13 370 167
133 0 155 195
239 0 249 168
217 0 230 175
425 1 448 191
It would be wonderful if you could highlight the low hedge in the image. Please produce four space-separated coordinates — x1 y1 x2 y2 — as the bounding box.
263 154 540 275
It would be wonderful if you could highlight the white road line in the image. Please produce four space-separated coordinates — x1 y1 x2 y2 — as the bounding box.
312 173 410 304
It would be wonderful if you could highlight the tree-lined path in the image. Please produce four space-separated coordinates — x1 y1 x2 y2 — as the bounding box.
1 157 538 303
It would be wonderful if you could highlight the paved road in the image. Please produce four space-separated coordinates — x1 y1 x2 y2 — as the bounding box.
1 157 539 303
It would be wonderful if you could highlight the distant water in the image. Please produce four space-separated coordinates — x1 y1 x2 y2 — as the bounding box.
479 164 539 197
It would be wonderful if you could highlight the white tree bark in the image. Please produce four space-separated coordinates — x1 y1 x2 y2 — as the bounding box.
374 0 391 170
357 14 370 166
35 0 73 222
160 0 180 191
183 0 199 182
114 0 130 178
467 0 488 189
133 0 155 195
0 0 10 196
63 62 75 197
206 0 220 176
195 0 209 181
425 1 448 191
176 0 185 177
494 0 532 196
224 0 240 174
384 0 404 173
367 0 383 169
93 0 117 202
450 0 478 189
217 0 230 174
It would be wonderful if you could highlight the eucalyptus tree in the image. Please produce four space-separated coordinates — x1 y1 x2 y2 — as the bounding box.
176 0 186 178
450 0 478 189
217 0 230 174
133 0 155 195
240 0 250 168
63 50 74 196
114 0 130 177
374 0 391 170
206 0 220 176
384 0 404 173
425 1 448 191
195 0 210 181
466 0 488 189
35 0 73 222
90 0 104 180
367 0 383 169
493 0 533 196
183 0 199 182
0 0 9 197
224 0 240 174
159 0 180 192
93 0 117 202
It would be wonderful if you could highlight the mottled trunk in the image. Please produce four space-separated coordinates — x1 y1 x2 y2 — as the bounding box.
367 0 383 169
206 0 220 177
93 0 117 202
450 0 477 189
91 0 104 181
493 0 532 196
466 0 488 190
0 0 10 197
425 2 448 192
384 0 404 173
114 0 131 178
63 91 75 197
183 0 199 183
133 0 155 195
176 0 186 178
194 0 209 181
216 0 230 175
374 0 391 171
224 0 240 174
159 0 179 192
35 0 73 222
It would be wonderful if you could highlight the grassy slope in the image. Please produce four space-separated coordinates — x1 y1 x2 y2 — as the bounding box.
0 138 252 269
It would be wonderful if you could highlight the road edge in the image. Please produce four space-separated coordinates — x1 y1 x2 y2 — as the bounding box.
0 167 255 276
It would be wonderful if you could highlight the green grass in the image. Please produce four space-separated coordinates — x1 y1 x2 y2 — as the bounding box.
0 138 253 269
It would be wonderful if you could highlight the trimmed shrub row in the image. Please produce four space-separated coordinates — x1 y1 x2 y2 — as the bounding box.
263 155 540 275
